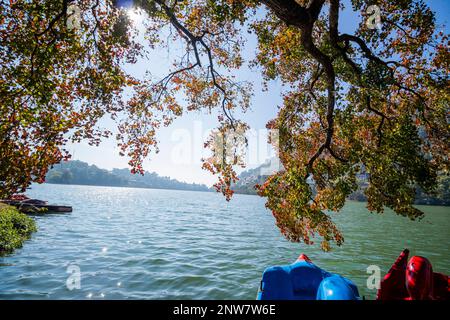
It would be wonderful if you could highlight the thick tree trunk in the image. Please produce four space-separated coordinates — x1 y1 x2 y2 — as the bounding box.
260 0 325 27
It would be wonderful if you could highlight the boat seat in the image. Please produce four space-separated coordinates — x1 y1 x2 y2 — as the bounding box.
259 260 329 300
258 259 360 300
291 262 326 299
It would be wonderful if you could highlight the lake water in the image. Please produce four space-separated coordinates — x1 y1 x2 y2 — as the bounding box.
0 183 448 300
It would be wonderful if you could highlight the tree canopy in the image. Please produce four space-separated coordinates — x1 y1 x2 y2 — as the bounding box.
1 0 448 250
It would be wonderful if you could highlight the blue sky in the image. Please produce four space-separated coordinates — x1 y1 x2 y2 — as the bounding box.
69 0 450 186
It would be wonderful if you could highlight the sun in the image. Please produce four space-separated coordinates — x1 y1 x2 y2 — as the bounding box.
126 8 143 26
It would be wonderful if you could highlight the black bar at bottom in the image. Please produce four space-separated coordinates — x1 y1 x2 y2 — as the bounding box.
0 300 444 319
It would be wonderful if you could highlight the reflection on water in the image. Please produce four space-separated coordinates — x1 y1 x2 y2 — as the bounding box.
0 184 448 299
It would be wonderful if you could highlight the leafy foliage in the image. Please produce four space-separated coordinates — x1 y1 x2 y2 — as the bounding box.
234 162 450 206
0 204 37 256
252 0 449 249
0 0 142 196
1 0 449 250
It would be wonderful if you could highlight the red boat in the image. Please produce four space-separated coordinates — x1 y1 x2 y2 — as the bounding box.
377 249 449 300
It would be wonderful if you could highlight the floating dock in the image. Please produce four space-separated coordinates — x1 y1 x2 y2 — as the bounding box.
0 200 72 214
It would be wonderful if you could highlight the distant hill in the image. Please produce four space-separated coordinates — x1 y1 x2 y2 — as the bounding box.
233 159 449 206
45 160 210 192
232 158 283 195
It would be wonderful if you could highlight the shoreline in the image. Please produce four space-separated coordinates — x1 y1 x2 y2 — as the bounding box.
33 183 450 207
41 182 214 194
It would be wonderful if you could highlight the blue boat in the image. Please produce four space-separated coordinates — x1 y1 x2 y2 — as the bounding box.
257 254 360 300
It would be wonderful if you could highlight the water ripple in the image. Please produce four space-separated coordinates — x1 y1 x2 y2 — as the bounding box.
0 184 448 300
